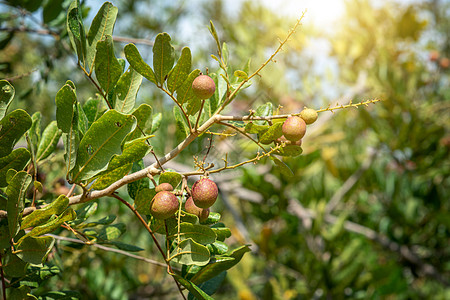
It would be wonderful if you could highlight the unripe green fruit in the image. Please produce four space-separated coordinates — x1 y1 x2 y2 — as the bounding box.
155 183 174 193
282 116 306 142
192 75 216 99
150 191 179 219
191 178 218 208
185 196 210 222
299 108 318 125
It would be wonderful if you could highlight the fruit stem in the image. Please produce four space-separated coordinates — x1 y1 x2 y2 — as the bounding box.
112 193 186 300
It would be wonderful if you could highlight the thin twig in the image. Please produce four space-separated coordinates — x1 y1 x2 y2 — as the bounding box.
46 233 171 269
3 68 38 82
111 194 186 300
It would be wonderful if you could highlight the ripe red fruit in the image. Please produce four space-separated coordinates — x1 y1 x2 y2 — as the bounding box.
282 116 306 142
191 178 218 208
440 57 449 69
429 50 439 62
150 191 179 219
192 75 216 99
185 196 210 222
155 183 174 193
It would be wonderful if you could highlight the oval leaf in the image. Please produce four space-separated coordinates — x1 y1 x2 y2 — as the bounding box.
0 80 14 120
259 122 283 144
124 43 157 85
159 171 182 189
0 148 30 187
95 35 122 94
20 195 70 230
169 223 216 245
6 171 32 238
55 83 76 133
153 32 175 86
114 67 143 113
170 238 211 266
16 236 55 265
0 109 32 158
71 109 136 182
87 2 118 73
36 121 62 162
167 47 192 93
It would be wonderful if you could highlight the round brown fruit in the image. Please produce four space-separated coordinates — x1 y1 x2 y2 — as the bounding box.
150 191 179 220
192 75 216 99
155 183 174 193
282 116 306 142
300 108 318 125
440 57 449 69
191 178 218 208
185 196 210 222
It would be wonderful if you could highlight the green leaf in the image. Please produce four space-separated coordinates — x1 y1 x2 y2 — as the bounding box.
126 103 153 141
202 212 221 225
173 274 214 300
134 188 156 215
77 102 89 136
20 195 70 229
3 252 28 278
234 70 248 80
169 223 216 245
176 69 200 105
153 32 175 86
211 226 231 242
127 159 149 200
83 97 102 126
209 72 227 113
6 171 32 238
114 67 143 113
36 121 62 162
93 136 150 189
207 241 229 255
208 20 221 56
254 102 273 125
173 106 189 140
18 208 76 242
28 112 41 152
167 47 192 93
274 145 303 157
271 156 294 177
151 112 162 134
87 2 118 73
188 271 227 299
66 0 87 66
88 223 126 241
0 109 32 158
38 291 81 299
159 171 182 189
69 202 97 226
43 0 64 23
259 122 283 144
95 35 122 95
71 109 137 182
75 214 116 229
124 43 157 85
222 42 229 66
8 286 34 300
104 241 144 252
245 122 269 134
190 245 251 285
16 235 55 265
55 83 77 133
170 238 210 266
0 148 30 187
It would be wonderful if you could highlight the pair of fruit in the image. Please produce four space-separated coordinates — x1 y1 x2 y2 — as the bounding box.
150 178 218 221
280 108 318 143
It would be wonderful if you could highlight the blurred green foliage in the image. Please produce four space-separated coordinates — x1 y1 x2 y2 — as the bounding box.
0 0 448 299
